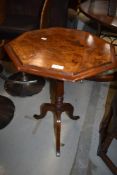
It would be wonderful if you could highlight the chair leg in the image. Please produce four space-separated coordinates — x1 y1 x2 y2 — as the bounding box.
98 135 117 175
97 108 113 153
97 134 112 155
97 92 117 174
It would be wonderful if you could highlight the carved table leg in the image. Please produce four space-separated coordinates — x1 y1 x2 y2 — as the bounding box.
34 103 56 119
33 79 79 156
54 111 61 157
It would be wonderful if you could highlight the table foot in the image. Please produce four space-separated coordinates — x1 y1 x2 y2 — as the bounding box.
63 103 80 120
33 103 55 119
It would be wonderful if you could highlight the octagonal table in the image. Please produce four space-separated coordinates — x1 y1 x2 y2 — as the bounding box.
4 27 117 156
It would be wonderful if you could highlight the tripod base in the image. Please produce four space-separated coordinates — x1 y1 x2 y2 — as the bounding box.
34 80 79 156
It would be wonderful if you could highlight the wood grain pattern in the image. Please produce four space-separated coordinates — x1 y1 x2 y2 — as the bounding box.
5 27 117 81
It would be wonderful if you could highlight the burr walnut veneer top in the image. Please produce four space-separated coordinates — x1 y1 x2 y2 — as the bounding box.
5 28 117 81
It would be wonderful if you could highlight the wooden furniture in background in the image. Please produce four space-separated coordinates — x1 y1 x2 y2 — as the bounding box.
79 0 117 33
78 0 117 81
97 91 117 175
4 27 117 156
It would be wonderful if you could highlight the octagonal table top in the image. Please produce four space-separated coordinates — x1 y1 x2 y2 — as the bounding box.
5 27 117 81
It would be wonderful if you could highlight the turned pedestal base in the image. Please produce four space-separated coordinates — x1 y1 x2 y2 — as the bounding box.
33 80 79 156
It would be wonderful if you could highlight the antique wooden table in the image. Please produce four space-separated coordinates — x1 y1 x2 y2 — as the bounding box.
4 27 117 156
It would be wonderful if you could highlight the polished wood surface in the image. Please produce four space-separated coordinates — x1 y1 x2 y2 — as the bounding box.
4 27 117 156
5 27 116 82
79 0 117 31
